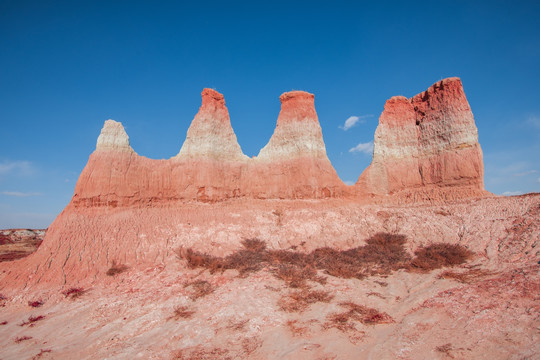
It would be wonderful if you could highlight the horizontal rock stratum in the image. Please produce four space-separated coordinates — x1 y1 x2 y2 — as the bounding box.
73 88 346 206
0 77 491 288
73 77 487 207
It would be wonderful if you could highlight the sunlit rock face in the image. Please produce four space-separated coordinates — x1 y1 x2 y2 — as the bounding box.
356 77 486 201
0 78 493 290
248 90 346 199
72 88 347 208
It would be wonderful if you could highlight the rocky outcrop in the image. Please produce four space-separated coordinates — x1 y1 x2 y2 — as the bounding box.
0 79 491 289
356 78 487 201
71 88 346 208
248 91 345 198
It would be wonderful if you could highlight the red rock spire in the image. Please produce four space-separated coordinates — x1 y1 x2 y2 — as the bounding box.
356 77 486 200
176 88 248 161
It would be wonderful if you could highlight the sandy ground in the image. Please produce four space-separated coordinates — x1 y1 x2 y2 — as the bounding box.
0 194 538 359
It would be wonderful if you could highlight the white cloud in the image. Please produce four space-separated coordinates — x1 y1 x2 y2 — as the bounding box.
513 170 538 177
349 142 374 155
527 115 540 130
1 191 41 197
339 115 372 131
537 177 540 183
502 191 523 196
343 180 355 186
0 160 34 175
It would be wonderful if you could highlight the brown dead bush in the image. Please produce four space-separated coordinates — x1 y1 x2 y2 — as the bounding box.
14 335 33 343
31 349 52 359
176 247 225 274
170 305 195 320
62 287 86 299
106 261 129 276
272 264 321 288
436 343 453 356
325 302 394 331
286 319 309 336
176 234 472 285
19 315 45 327
410 243 473 271
28 300 44 308
279 289 333 313
184 280 215 300
173 346 231 360
439 268 494 283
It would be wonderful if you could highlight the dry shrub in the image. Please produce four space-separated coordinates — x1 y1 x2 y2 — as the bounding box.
31 349 52 359
19 315 45 327
436 343 453 356
325 302 393 331
170 305 195 320
286 319 309 336
241 238 267 252
223 240 268 275
325 312 358 332
14 335 33 343
410 243 473 271
184 280 215 300
439 268 494 283
242 337 262 356
176 234 409 284
279 289 333 313
227 319 249 331
272 264 323 288
176 234 472 285
62 287 86 299
0 321 7 325
308 233 411 279
173 346 231 360
106 261 129 276
177 248 225 274
28 300 44 308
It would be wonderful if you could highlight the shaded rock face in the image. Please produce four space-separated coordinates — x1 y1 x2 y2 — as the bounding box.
72 88 346 208
356 78 486 201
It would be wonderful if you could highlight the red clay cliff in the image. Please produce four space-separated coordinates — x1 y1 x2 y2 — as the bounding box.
356 78 486 202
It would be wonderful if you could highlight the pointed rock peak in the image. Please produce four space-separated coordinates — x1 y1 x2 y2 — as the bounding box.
277 90 317 124
96 119 134 153
176 89 247 161
201 88 226 108
411 77 467 109
194 88 230 126
257 90 328 161
380 96 415 127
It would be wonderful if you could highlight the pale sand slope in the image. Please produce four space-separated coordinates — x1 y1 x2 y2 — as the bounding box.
0 194 538 359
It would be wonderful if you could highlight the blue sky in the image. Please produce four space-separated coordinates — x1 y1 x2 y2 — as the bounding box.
1 1 539 228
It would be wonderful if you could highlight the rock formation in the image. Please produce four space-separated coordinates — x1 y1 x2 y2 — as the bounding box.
0 77 491 288
248 91 345 198
72 88 346 207
356 77 487 201
1 79 538 360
